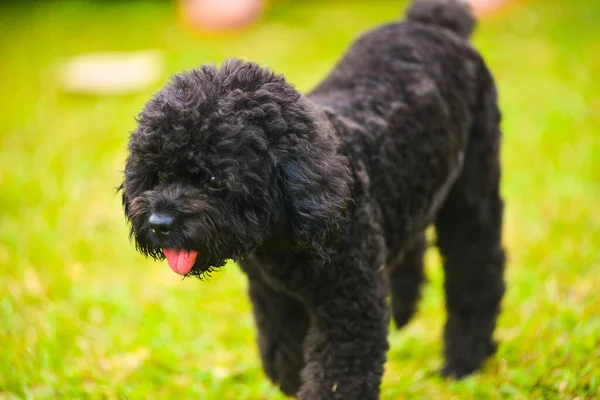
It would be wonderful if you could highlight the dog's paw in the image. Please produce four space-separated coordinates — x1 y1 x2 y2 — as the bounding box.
392 308 416 330
440 363 478 379
441 341 497 379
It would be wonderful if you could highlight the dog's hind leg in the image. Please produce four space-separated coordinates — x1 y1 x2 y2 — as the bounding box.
246 272 309 396
388 233 426 329
434 71 506 378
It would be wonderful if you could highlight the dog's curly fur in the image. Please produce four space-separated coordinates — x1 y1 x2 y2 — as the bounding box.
121 0 506 398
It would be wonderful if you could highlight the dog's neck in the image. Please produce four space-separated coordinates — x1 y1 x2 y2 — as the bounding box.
298 95 344 147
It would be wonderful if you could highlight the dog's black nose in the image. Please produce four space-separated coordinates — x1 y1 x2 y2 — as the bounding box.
149 213 174 239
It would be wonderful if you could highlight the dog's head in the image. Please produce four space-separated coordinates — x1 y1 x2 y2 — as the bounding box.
120 59 350 277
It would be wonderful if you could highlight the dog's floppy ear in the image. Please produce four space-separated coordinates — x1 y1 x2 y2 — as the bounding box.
117 182 130 220
280 152 350 256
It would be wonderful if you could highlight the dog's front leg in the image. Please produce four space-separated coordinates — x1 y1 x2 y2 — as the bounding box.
296 269 389 400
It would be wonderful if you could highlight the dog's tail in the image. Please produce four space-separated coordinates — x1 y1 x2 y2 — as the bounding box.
405 0 476 39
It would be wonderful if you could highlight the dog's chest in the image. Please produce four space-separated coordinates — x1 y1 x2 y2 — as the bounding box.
242 251 322 298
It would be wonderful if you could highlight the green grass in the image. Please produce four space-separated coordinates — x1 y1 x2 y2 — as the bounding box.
1 0 599 398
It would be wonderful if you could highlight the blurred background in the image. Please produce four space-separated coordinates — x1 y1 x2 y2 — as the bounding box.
0 0 599 398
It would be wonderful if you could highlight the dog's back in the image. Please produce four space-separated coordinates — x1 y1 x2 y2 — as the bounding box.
308 0 499 252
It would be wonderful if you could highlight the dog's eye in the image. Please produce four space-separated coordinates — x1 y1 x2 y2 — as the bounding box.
157 171 167 183
205 176 224 190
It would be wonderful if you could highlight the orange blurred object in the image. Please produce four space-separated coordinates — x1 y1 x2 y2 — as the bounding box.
469 0 506 15
179 0 266 32
469 0 532 19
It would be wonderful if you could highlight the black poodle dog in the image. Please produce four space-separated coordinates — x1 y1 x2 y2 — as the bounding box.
120 0 506 398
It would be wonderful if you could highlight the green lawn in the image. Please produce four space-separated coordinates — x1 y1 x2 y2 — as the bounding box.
1 0 599 398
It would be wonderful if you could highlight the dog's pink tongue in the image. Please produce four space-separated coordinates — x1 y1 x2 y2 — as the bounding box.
163 249 198 275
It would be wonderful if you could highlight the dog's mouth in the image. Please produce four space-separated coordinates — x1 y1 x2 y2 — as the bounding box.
163 248 198 275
